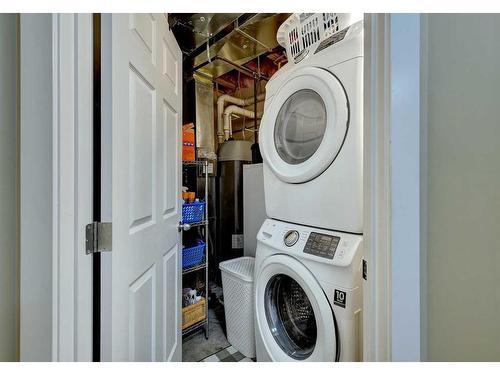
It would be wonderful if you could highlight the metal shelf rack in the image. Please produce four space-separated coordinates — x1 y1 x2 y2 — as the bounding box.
181 160 209 339
182 262 206 275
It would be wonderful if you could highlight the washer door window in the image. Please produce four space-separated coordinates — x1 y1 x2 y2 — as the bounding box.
260 66 348 183
255 254 338 361
265 274 317 360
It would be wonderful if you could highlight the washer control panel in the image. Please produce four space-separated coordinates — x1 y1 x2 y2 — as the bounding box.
303 232 340 259
258 219 362 267
283 230 300 247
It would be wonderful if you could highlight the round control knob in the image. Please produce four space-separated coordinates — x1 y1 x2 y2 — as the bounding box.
284 230 299 247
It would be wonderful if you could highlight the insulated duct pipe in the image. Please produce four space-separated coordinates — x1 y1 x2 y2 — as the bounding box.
223 105 263 141
217 93 266 143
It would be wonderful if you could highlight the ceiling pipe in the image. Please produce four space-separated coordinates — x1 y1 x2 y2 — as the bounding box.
217 93 266 143
223 105 263 141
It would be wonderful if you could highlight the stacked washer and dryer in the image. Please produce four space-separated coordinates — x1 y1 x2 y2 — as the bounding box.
254 13 365 362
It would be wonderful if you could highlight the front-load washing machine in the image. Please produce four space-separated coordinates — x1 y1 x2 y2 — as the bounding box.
259 16 363 233
254 219 363 362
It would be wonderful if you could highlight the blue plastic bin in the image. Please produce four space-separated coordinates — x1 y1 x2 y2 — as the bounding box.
182 240 206 269
182 201 206 224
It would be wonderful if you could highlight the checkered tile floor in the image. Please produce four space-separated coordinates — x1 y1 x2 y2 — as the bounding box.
200 345 255 362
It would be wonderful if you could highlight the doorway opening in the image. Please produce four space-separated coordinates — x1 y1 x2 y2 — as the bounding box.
169 12 364 362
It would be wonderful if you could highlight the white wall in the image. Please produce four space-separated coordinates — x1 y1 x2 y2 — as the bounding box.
19 14 93 362
390 14 423 361
19 14 53 361
0 14 19 362
425 14 500 361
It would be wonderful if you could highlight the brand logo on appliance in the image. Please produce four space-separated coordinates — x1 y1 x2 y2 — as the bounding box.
334 289 347 308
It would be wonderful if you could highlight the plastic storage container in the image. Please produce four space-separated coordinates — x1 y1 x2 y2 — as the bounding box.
182 240 206 269
219 256 256 358
182 201 206 224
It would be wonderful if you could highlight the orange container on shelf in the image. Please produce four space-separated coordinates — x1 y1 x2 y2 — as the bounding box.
182 123 195 161
182 191 196 204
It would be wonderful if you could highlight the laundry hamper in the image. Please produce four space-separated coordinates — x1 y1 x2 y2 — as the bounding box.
219 257 256 358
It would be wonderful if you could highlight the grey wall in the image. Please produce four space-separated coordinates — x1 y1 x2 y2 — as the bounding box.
0 14 19 362
19 14 53 361
425 14 500 361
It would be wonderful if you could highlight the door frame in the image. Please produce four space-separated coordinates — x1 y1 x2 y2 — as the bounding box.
362 13 427 361
20 13 93 361
19 12 426 362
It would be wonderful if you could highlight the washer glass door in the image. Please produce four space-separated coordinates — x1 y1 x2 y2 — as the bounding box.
265 274 317 360
255 254 338 361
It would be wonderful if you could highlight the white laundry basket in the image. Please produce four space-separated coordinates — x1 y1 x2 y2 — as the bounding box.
219 256 255 358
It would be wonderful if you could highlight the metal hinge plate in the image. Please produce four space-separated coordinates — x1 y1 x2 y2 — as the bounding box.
85 222 112 254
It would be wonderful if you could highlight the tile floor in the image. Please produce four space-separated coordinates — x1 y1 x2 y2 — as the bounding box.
182 305 255 362
201 345 254 362
183 283 255 362
182 308 230 362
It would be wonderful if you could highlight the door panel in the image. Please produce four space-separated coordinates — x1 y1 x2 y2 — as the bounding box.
129 14 156 61
103 13 182 361
162 38 178 89
129 266 156 361
163 246 179 361
162 102 179 218
128 67 156 230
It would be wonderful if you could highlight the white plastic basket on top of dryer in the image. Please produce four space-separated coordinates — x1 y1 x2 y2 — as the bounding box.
219 257 256 358
276 13 363 64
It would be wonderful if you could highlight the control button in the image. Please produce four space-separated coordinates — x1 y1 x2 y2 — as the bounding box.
336 249 346 259
284 230 300 247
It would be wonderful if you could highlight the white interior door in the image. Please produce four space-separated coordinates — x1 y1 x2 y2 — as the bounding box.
103 13 182 361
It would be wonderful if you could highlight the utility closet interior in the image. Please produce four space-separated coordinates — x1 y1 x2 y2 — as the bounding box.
168 13 290 361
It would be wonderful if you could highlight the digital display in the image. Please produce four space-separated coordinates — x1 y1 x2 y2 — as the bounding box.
303 232 340 259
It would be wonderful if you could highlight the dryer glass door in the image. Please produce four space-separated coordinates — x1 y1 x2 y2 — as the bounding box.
274 89 327 165
260 66 348 183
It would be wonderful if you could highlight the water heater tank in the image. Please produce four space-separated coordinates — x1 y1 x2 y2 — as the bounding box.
216 140 252 280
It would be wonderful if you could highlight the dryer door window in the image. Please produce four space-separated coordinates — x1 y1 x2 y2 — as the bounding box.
274 89 327 165
265 274 317 360
259 66 348 183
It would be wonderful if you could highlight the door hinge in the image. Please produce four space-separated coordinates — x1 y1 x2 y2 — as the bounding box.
85 222 112 254
362 259 367 280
